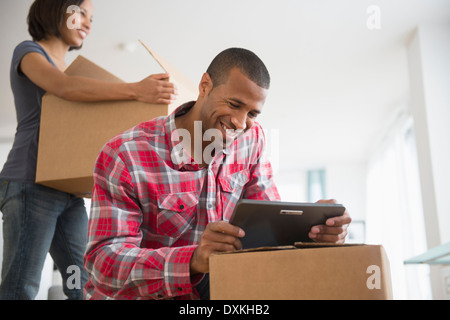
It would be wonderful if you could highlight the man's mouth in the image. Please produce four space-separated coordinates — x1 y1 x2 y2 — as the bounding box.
221 122 232 132
221 122 244 140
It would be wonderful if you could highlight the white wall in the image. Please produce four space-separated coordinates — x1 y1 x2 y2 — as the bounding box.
274 169 308 202
407 23 450 299
326 162 367 222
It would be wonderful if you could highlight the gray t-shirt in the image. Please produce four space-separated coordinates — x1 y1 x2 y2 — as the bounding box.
0 41 56 182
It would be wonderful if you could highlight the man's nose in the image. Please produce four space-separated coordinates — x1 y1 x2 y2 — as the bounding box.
231 113 247 131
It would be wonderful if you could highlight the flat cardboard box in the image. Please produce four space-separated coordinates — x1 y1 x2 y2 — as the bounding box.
36 44 197 197
209 243 393 300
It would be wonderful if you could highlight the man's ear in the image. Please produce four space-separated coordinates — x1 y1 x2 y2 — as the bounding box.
199 73 214 97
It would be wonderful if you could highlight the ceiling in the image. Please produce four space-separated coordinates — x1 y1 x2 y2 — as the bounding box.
1 0 449 171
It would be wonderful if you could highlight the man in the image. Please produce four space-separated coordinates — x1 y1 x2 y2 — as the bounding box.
84 48 351 300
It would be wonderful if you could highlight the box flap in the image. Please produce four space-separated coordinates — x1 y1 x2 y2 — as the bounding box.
211 245 296 257
211 242 366 257
294 242 365 248
139 40 198 108
63 41 199 109
64 55 123 83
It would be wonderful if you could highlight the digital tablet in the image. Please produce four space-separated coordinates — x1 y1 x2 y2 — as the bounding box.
229 199 346 249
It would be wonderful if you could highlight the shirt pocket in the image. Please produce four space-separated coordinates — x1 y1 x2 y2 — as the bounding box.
157 191 199 239
218 169 250 220
218 169 250 194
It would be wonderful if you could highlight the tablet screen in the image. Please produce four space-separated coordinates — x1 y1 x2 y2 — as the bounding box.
229 199 346 249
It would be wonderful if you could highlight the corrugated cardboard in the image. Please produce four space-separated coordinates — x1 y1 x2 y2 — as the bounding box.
209 243 393 300
36 43 197 197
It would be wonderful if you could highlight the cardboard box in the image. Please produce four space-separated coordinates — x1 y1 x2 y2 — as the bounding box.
209 243 393 300
36 43 197 197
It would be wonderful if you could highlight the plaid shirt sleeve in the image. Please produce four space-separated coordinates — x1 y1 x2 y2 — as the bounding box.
84 142 199 300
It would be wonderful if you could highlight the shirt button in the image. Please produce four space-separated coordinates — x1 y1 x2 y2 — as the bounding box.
179 204 185 210
207 203 213 209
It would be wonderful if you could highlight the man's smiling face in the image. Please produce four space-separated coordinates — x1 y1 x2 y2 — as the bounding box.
199 68 268 147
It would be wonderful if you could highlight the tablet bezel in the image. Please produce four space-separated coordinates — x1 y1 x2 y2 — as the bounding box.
229 199 346 249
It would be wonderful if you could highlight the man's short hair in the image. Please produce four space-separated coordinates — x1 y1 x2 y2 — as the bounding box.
28 0 84 49
206 48 270 90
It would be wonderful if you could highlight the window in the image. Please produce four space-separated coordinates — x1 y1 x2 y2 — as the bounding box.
307 169 326 202
365 112 431 299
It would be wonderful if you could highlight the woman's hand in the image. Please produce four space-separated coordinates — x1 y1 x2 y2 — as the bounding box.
21 52 179 104
133 73 178 105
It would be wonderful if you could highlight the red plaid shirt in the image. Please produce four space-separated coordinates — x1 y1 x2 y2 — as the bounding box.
84 102 280 300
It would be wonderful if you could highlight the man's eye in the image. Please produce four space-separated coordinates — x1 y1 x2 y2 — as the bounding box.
228 102 239 108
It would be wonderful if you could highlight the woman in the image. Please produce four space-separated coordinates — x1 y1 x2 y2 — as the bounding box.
0 0 177 300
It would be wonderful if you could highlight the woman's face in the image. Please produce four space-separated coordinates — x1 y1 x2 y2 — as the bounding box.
60 0 94 48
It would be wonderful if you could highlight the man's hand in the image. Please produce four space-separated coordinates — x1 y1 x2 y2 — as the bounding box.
190 221 245 275
134 73 178 104
308 199 352 244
